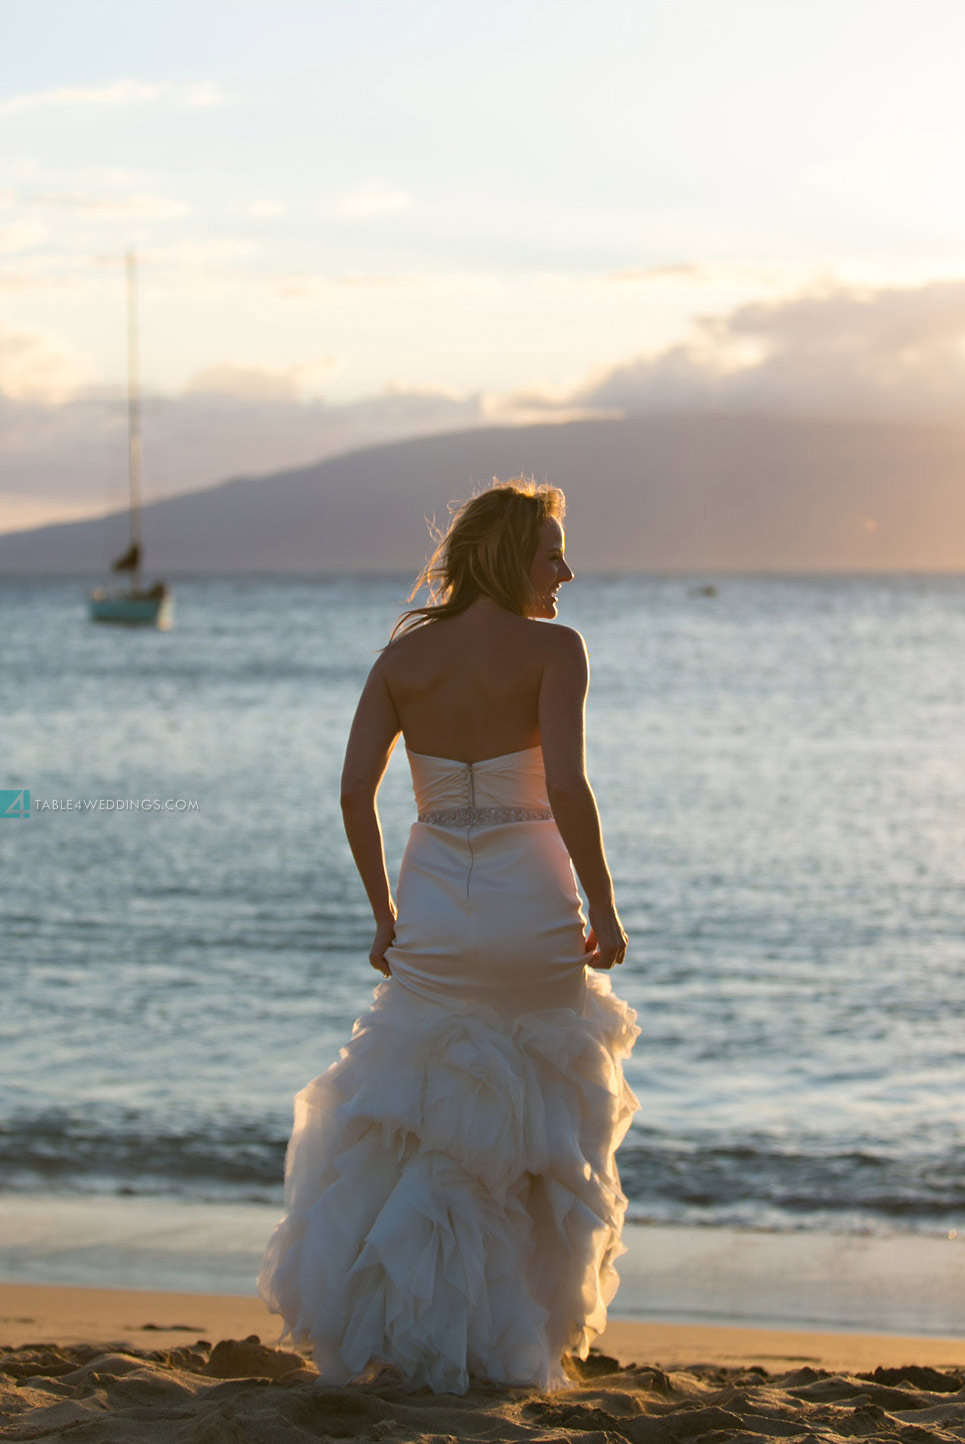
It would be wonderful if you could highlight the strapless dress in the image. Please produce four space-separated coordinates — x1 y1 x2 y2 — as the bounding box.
258 745 639 1394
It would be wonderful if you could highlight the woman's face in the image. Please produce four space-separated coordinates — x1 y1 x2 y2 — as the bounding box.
527 518 574 619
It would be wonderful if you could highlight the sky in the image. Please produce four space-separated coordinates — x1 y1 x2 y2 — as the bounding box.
4 0 965 532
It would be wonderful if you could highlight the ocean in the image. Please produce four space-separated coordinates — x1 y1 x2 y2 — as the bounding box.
2 574 964 1266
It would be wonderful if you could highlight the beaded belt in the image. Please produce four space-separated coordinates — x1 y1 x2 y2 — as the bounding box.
417 805 553 827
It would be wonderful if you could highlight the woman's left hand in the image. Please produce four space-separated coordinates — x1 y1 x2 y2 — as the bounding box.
584 902 628 970
369 917 396 977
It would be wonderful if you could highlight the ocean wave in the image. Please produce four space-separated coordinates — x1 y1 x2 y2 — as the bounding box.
3 1109 963 1234
619 1134 965 1232
0 1110 285 1203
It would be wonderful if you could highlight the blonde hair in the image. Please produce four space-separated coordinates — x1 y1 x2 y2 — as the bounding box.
391 478 566 639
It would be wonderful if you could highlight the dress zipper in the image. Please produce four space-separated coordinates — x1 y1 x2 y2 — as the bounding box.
465 761 475 896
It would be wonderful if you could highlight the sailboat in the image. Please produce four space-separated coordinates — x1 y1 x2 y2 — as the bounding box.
89 251 173 627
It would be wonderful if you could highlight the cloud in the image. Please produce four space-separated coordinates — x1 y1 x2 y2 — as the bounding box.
0 222 47 254
574 278 965 421
0 80 163 113
178 82 225 108
273 270 419 298
123 237 257 274
247 201 286 219
480 393 617 427
0 495 103 532
0 327 94 402
604 263 704 284
184 364 300 403
0 265 77 295
334 183 411 218
8 275 965 534
0 236 263 301
334 271 418 288
29 191 188 219
0 368 487 531
0 79 225 115
184 358 340 402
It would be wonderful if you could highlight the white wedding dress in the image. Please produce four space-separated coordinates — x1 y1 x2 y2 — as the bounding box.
258 745 639 1394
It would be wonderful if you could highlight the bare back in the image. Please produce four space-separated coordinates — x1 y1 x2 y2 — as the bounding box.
379 600 560 762
339 513 624 974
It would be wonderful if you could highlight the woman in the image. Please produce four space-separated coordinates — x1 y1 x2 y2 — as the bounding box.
259 480 638 1394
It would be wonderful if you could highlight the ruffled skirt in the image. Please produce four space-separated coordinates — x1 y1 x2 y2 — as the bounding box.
258 970 639 1394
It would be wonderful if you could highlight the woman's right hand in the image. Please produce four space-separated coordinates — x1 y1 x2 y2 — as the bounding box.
369 916 396 978
585 902 628 970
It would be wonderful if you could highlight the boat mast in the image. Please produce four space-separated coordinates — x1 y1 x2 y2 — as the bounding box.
126 249 143 594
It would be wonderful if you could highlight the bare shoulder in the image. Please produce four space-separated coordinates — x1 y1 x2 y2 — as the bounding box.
375 625 433 674
539 622 588 666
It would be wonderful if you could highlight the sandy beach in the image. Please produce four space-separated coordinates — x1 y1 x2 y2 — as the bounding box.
2 1282 964 1441
3 1200 964 1442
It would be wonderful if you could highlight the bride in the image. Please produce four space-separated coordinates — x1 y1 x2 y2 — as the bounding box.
259 480 638 1393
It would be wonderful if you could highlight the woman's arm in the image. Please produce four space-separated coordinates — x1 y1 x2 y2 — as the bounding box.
538 626 627 970
340 657 402 974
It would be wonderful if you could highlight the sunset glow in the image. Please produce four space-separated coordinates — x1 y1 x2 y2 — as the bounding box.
4 0 965 531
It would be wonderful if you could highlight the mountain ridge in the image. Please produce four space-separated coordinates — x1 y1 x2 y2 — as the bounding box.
3 412 965 573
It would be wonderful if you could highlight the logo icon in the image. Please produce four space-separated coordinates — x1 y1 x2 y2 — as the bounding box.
0 789 30 820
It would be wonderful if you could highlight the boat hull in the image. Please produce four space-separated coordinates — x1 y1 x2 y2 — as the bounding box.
88 590 173 628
